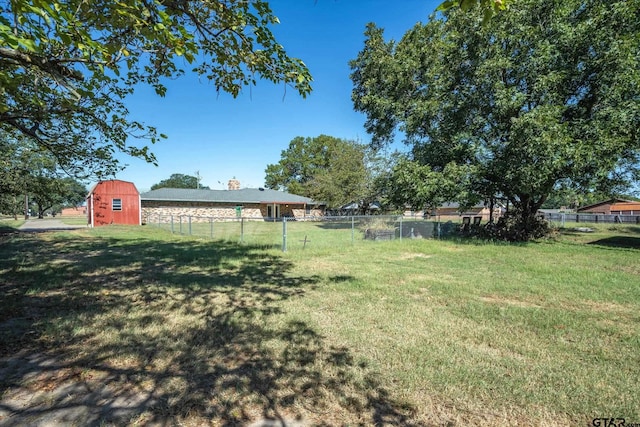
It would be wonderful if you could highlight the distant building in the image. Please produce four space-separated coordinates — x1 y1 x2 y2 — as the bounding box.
406 202 504 222
577 199 640 215
60 206 86 217
87 180 141 227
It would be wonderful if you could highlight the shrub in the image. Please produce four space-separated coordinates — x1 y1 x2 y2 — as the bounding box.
477 209 552 242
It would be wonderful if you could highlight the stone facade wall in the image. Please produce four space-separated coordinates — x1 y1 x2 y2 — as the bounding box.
141 201 324 223
291 208 324 220
142 201 260 223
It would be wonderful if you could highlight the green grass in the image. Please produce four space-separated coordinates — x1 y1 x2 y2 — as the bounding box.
0 224 638 426
150 216 443 251
57 216 88 225
0 218 24 233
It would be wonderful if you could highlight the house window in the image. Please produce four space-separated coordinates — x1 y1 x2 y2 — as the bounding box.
112 198 122 211
305 205 311 215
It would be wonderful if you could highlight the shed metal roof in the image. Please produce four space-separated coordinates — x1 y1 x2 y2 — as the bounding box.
140 187 319 204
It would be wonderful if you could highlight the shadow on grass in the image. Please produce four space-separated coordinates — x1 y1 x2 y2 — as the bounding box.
315 221 356 230
587 236 640 250
0 227 17 235
0 222 22 235
0 231 420 426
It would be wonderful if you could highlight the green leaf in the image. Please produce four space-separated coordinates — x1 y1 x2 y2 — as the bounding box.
0 0 313 179
460 0 476 12
436 0 458 12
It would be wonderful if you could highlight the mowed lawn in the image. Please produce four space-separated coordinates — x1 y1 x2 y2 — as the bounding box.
0 222 638 426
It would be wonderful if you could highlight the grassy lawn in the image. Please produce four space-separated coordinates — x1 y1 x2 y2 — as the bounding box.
0 218 24 233
0 224 638 426
150 216 448 251
58 216 89 225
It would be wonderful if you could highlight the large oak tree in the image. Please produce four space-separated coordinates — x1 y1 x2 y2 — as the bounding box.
264 135 387 211
0 137 86 218
1 0 312 178
351 0 639 240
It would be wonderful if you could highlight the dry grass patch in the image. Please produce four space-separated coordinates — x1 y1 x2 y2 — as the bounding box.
397 252 433 260
479 294 544 309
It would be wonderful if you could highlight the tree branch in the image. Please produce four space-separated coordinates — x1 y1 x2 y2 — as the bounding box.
0 47 84 81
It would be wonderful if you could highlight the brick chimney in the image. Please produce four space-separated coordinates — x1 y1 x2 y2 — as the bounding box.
228 179 240 190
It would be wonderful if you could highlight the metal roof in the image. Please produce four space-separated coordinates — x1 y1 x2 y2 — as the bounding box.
140 187 319 204
577 198 633 212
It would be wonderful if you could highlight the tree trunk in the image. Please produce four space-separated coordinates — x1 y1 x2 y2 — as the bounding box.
488 197 495 224
514 195 546 241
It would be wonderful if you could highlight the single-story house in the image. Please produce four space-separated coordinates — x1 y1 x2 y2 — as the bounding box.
140 186 324 223
87 180 141 226
577 199 640 215
405 202 504 222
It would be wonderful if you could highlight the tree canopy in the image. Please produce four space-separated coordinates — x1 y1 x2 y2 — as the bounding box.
1 0 312 178
304 141 368 210
351 0 640 240
0 136 87 218
264 135 385 210
437 0 514 21
265 135 342 196
151 173 209 190
30 176 87 218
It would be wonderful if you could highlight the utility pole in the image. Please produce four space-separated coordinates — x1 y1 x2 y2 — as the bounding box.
24 194 29 220
195 170 201 189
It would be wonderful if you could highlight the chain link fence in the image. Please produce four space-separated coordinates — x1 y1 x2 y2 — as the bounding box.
145 214 460 251
542 212 640 227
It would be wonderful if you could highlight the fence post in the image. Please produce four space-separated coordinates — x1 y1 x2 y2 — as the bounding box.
399 215 403 241
171 215 174 233
240 217 244 243
437 221 441 239
179 216 183 234
351 216 355 244
282 217 287 252
210 217 213 238
158 214 161 228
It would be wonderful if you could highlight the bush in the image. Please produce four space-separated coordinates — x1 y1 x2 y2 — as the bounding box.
474 210 552 242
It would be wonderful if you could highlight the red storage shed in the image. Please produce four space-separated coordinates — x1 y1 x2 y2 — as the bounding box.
87 180 141 227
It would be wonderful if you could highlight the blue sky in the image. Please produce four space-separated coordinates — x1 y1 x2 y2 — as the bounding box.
110 0 441 192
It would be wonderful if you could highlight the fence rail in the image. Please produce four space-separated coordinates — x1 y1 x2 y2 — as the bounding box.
146 212 640 249
146 214 459 251
542 212 640 226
